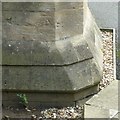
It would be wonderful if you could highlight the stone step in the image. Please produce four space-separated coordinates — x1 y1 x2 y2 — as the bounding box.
84 80 119 119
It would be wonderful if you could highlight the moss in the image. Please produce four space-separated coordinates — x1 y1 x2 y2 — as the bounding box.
117 50 120 59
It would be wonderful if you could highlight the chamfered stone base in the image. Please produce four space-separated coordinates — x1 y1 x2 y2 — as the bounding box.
2 2 103 106
2 84 98 108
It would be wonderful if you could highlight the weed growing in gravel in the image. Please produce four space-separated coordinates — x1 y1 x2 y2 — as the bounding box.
17 93 28 108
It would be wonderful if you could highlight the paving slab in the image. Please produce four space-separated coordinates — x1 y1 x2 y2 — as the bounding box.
113 112 120 119
84 80 119 119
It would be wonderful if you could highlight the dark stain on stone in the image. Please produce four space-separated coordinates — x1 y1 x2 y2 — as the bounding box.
6 17 12 23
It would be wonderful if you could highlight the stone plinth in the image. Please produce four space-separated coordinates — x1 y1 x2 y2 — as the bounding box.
2 2 103 107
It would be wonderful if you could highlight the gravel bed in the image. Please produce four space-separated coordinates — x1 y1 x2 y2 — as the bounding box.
99 30 114 90
3 106 83 119
38 106 83 119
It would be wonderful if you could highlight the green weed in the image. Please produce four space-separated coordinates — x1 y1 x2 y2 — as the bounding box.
17 93 28 108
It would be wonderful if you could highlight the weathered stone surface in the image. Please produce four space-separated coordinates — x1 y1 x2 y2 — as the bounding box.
2 2 90 65
3 23 55 42
55 2 83 11
2 39 32 65
2 85 98 108
55 9 83 40
2 36 93 65
2 10 83 42
2 2 55 12
2 59 100 91
2 2 102 107
2 2 83 12
3 11 54 27
84 5 103 74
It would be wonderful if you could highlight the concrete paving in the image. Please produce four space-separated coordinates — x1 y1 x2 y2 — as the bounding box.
84 80 119 119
